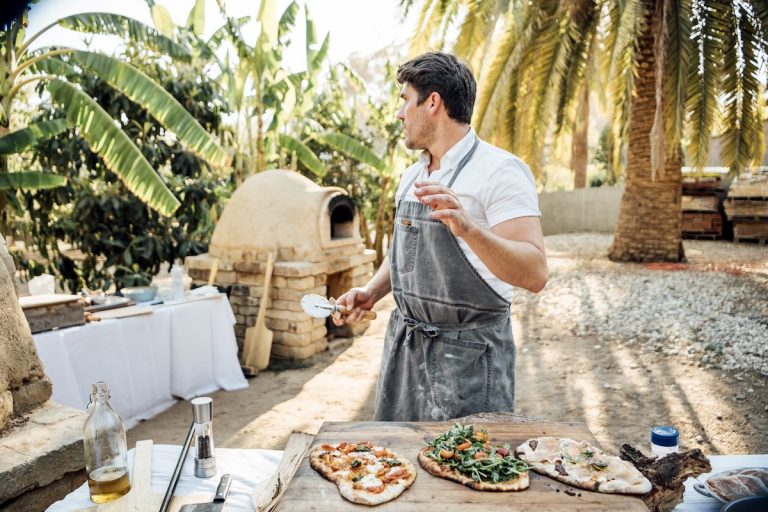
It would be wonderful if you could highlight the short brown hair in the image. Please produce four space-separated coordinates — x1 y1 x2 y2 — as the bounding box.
396 52 476 124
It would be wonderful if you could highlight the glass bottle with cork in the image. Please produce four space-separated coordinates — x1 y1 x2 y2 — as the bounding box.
83 381 131 503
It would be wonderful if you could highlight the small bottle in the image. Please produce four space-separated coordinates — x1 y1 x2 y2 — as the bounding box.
83 382 131 504
650 426 679 458
191 397 217 478
171 262 185 301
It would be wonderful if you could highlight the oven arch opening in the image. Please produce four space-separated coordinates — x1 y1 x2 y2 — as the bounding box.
329 195 356 240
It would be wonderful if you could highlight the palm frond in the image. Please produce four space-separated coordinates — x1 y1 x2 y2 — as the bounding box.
47 79 180 215
663 0 692 152
57 13 191 61
454 0 503 68
69 50 228 167
0 119 70 154
606 0 645 176
686 1 727 169
409 0 458 56
553 0 600 138
473 1 543 129
601 0 643 84
719 1 764 174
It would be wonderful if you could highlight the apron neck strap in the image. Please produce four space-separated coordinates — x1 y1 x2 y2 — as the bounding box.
399 134 480 208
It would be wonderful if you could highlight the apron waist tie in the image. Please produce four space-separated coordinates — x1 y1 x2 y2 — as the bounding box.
402 316 441 339
399 310 511 343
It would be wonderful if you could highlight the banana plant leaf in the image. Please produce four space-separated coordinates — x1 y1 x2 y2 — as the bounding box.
278 1 299 42
0 119 70 154
69 50 228 167
0 171 67 190
47 79 180 216
316 131 386 172
149 3 175 38
31 54 79 77
277 133 325 176
57 12 191 61
185 0 206 37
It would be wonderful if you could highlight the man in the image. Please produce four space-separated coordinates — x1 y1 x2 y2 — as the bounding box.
333 52 548 422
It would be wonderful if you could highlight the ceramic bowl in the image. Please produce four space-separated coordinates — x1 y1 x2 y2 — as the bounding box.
120 286 157 302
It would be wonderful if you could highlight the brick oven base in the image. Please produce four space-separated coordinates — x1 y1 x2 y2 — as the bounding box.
187 249 376 362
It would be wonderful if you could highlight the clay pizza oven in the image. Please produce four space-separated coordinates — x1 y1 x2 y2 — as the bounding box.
187 170 375 360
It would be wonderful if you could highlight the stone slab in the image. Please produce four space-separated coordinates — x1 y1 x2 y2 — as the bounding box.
0 401 86 504
11 378 52 416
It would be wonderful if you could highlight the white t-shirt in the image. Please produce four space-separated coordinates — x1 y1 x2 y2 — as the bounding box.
394 128 541 301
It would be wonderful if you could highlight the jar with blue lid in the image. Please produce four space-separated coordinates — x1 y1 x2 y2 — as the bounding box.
651 426 679 457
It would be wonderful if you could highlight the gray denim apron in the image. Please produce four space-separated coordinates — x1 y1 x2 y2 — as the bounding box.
374 136 516 421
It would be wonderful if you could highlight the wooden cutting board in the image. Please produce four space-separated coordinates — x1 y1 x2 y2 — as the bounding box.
75 440 207 512
274 421 649 512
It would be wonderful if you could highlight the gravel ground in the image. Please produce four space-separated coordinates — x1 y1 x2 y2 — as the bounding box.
514 234 768 375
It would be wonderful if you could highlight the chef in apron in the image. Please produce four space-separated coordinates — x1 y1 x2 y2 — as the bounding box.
334 52 548 422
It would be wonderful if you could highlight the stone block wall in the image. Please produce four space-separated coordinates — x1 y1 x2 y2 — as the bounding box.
0 235 53 431
187 248 376 361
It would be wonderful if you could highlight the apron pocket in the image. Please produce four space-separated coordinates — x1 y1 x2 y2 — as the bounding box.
429 336 490 419
393 223 418 273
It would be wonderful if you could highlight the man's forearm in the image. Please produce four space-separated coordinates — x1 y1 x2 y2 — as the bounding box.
461 225 547 293
363 256 392 303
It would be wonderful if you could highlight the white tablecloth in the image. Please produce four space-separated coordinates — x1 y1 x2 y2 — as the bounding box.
46 445 283 511
47 444 767 511
672 454 768 511
33 295 248 428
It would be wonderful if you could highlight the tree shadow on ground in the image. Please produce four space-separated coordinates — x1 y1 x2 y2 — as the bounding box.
513 270 768 455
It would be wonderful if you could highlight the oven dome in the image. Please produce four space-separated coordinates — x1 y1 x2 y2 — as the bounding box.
209 169 360 262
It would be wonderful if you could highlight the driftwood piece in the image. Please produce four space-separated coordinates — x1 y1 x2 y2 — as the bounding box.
620 444 711 512
252 431 315 512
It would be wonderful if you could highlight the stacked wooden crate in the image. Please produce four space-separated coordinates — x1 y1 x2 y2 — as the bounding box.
681 176 725 239
725 171 768 243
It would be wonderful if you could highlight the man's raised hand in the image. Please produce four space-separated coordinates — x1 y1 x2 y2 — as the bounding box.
332 287 375 326
413 181 476 236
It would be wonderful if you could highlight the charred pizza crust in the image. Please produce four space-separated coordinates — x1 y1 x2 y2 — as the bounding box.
418 447 530 491
309 442 416 506
516 437 652 494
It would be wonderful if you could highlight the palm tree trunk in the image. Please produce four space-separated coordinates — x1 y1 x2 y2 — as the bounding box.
571 83 589 189
608 0 683 262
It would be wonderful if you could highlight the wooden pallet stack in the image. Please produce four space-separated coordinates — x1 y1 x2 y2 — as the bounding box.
681 176 726 239
725 171 768 243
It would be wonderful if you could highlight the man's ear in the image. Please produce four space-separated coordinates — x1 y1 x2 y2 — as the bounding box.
427 92 442 114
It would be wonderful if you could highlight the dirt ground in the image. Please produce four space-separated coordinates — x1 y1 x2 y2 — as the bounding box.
127 236 768 457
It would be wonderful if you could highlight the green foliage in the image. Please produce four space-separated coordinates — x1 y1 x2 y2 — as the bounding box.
0 119 69 154
590 126 621 188
403 0 768 176
0 8 226 219
10 58 227 292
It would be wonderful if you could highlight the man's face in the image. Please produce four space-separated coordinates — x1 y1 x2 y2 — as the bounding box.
397 83 433 150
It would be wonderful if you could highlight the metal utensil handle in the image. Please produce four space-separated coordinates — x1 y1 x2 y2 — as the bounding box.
336 305 377 320
214 474 232 502
692 481 725 503
159 422 195 512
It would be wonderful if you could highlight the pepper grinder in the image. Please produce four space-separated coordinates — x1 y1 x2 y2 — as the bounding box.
191 397 216 478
